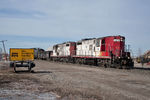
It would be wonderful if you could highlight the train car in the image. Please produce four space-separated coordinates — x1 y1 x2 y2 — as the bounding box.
43 51 53 60
53 42 76 56
52 42 76 62
33 48 45 59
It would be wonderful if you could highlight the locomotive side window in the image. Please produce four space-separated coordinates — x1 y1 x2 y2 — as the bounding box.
66 44 69 46
121 38 125 42
89 45 92 50
102 39 105 44
71 43 75 46
54 45 58 52
101 39 105 51
96 39 100 47
114 38 120 42
77 42 82 45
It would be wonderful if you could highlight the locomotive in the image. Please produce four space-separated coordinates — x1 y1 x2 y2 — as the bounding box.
36 35 134 69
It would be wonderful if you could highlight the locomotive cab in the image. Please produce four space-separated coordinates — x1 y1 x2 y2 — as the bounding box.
97 36 134 68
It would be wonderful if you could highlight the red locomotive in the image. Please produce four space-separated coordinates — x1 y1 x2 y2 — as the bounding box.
36 35 134 69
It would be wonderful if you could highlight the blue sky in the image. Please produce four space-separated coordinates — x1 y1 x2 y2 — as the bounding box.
0 0 150 56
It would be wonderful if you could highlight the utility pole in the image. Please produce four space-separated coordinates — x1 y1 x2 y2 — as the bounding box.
0 40 7 60
0 48 2 60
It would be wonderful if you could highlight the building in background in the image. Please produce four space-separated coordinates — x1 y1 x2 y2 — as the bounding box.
136 50 150 64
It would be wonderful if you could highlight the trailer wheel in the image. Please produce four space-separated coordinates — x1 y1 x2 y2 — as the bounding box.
14 62 17 73
28 62 32 72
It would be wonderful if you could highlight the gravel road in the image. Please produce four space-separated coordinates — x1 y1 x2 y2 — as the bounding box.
0 60 150 100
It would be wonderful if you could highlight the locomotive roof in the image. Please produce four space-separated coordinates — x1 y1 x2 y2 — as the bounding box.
62 41 76 44
81 38 96 41
97 35 125 39
77 35 124 42
54 41 75 46
76 38 96 42
54 35 125 46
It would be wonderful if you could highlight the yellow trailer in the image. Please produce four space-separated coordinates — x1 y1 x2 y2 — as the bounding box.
9 48 35 72
10 48 34 61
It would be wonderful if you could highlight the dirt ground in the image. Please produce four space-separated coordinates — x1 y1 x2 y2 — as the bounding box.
0 60 150 100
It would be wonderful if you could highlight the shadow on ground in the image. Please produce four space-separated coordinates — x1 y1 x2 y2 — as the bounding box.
134 67 150 70
32 70 52 73
12 70 52 74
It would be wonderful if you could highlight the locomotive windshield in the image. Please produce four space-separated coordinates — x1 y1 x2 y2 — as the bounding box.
96 39 100 47
101 39 105 51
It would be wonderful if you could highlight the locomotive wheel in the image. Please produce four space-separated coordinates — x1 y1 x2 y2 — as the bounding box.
130 65 134 69
118 65 123 69
122 65 129 69
106 63 111 68
76 58 81 64
107 60 111 68
97 62 102 67
104 64 107 68
107 63 111 68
